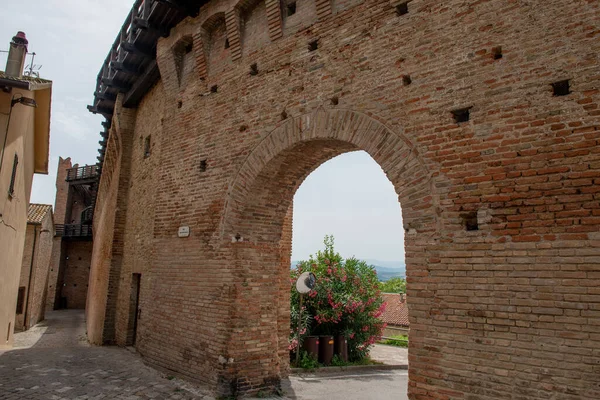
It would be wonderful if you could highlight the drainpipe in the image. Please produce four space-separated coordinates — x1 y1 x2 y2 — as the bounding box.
23 224 38 330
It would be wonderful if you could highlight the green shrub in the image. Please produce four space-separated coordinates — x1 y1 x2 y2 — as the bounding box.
296 350 320 370
290 236 386 362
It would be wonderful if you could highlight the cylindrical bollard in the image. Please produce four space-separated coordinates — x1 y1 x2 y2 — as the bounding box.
334 334 348 362
319 335 334 365
302 336 319 360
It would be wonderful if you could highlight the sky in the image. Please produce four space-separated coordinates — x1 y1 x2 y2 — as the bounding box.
1 1 405 263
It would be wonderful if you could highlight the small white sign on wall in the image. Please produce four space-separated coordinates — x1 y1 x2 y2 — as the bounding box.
178 226 190 238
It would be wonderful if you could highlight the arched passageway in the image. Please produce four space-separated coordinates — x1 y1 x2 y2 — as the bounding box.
220 107 436 393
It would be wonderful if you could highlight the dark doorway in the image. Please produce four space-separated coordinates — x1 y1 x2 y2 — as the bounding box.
128 274 141 346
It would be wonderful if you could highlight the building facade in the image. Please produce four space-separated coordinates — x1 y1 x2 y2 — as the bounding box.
46 157 98 311
380 293 409 337
0 32 51 349
87 0 600 398
15 204 53 331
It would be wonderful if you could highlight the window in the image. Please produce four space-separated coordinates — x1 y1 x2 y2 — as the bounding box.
8 153 18 198
16 287 25 314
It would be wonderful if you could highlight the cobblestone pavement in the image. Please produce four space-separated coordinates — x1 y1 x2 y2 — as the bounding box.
0 310 214 400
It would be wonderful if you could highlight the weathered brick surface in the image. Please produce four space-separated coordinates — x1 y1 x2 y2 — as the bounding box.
89 0 600 398
16 214 53 331
47 157 70 311
60 242 93 309
46 157 93 311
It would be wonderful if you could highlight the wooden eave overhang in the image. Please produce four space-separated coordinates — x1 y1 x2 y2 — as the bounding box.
89 0 206 172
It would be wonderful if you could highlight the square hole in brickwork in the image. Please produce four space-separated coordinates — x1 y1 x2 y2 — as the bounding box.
211 85 218 93
287 2 297 16
461 212 479 231
331 96 339 105
452 107 471 123
396 2 409 16
308 40 318 52
224 38 230 49
552 80 570 96
144 135 151 158
250 63 258 76
492 46 502 60
402 75 412 86
281 110 288 120
200 160 207 172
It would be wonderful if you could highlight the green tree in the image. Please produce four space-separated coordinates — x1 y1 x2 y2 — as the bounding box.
290 236 386 361
380 277 406 294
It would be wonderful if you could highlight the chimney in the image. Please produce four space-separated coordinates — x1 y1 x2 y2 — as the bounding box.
5 32 28 78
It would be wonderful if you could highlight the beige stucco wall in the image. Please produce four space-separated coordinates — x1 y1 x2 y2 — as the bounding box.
0 89 39 348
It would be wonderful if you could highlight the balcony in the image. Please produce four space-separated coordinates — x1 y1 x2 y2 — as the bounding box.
66 165 99 183
55 224 93 239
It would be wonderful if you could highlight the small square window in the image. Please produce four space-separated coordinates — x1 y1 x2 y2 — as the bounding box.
144 136 151 158
396 2 409 16
287 2 297 16
452 107 471 124
552 80 570 97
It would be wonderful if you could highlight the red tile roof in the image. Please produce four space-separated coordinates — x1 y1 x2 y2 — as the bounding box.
380 293 409 327
27 203 52 224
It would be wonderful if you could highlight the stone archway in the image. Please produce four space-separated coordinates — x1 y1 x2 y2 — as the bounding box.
218 107 439 395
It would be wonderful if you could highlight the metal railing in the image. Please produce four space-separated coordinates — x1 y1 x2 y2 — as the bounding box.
66 165 98 182
55 224 93 238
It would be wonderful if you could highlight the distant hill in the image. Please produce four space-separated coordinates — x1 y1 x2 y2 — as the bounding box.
364 259 406 281
291 259 405 281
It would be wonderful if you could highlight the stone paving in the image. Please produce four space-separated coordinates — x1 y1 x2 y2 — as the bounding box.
0 310 214 400
369 344 408 366
0 311 409 399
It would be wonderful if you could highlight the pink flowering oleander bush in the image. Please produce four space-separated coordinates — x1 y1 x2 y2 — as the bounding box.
290 236 386 361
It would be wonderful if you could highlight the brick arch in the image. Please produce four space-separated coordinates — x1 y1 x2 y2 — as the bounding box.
222 106 436 242
217 107 439 393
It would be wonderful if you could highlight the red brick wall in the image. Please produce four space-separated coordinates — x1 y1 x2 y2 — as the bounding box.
114 82 165 347
47 157 71 311
89 0 600 398
16 213 53 330
15 225 35 331
59 242 93 309
87 94 136 344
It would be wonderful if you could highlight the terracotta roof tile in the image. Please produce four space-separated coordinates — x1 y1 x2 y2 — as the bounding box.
27 203 52 224
380 293 409 327
0 71 52 90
